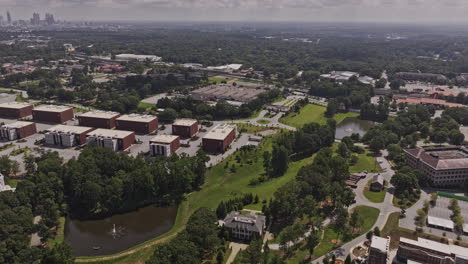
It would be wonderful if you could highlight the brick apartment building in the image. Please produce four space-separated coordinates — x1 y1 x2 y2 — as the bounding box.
202 124 236 153
0 102 33 119
149 135 180 157
78 111 120 129
116 114 158 134
405 146 468 187
32 105 74 123
172 119 198 138
45 125 94 147
86 129 135 151
0 121 36 140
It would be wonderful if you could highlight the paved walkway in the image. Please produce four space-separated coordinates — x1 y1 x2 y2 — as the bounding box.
226 242 248 264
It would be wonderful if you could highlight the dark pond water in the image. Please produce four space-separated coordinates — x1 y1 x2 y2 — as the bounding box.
335 117 375 140
64 205 178 256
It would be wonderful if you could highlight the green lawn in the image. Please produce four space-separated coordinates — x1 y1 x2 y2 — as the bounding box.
279 104 358 128
257 119 271 124
350 149 382 173
138 101 154 110
363 180 386 203
208 76 232 84
6 178 20 188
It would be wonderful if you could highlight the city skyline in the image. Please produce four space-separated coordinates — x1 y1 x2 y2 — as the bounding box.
1 0 468 24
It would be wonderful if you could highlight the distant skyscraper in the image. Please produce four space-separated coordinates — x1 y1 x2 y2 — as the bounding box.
45 13 55 25
0 16 3 26
31 12 40 25
6 11 11 24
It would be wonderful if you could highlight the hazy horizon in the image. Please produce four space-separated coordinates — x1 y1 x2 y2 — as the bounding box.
1 0 468 24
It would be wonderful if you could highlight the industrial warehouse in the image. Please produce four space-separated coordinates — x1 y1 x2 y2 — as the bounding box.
45 125 95 147
78 110 121 129
86 129 135 151
32 105 74 123
202 124 236 153
116 114 158 134
191 83 266 103
149 135 180 157
0 102 33 119
172 118 199 138
0 121 37 141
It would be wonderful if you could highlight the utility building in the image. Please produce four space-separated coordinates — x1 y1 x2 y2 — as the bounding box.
32 105 74 123
149 135 180 157
78 111 120 129
116 114 158 134
172 119 199 138
45 125 94 147
0 121 36 141
0 102 33 119
86 129 135 151
202 124 236 153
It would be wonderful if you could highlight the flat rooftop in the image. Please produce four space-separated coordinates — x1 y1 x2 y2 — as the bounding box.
87 128 134 139
0 102 32 109
191 84 265 102
117 114 157 123
173 119 197 127
371 236 389 252
400 237 468 258
80 111 120 119
203 124 236 141
47 125 94 134
405 146 468 169
33 105 72 113
1 121 34 128
150 135 179 144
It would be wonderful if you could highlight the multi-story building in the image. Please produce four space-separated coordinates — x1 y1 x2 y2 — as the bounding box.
172 119 199 138
223 211 266 241
202 124 236 153
86 129 135 151
45 125 94 147
368 236 390 264
405 146 468 187
397 237 468 264
32 105 74 123
0 102 33 119
78 111 120 129
116 114 158 134
0 121 36 140
149 135 180 157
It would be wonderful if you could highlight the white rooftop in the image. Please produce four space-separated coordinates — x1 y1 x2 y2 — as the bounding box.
371 236 389 252
400 237 452 255
0 102 32 109
117 114 157 123
87 128 134 139
427 215 454 230
47 125 93 134
203 124 236 141
150 135 179 144
33 105 72 113
80 110 120 119
1 121 34 129
173 119 197 127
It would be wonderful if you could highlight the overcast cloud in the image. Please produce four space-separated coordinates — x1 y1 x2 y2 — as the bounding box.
1 0 467 23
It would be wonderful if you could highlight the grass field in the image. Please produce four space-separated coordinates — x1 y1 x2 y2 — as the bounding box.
137 101 154 110
363 180 386 203
208 76 232 84
49 217 66 247
279 104 359 128
6 178 20 188
257 119 271 124
350 149 382 173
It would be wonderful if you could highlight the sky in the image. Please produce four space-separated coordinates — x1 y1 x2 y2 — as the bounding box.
1 0 468 23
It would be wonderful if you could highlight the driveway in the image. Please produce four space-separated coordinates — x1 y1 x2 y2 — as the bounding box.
226 242 248 264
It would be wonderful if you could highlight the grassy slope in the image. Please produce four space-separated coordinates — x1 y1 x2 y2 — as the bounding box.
279 104 358 128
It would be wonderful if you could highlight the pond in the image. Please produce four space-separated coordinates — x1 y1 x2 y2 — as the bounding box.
335 117 375 140
64 205 178 256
